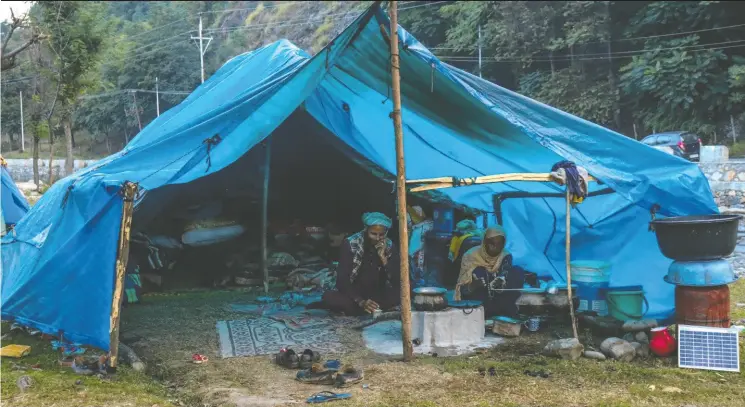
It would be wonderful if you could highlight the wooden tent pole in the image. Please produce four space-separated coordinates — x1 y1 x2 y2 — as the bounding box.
109 181 138 371
388 0 414 362
565 188 579 340
261 139 272 294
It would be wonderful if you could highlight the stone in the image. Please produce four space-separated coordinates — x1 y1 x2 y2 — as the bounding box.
728 190 737 197
543 338 584 360
631 341 650 358
622 319 658 332
634 331 649 343
600 337 636 362
661 386 683 393
711 171 724 181
726 170 737 182
623 333 635 342
583 350 606 361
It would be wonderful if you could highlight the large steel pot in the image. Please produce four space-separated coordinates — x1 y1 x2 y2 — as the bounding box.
649 215 741 261
412 287 448 311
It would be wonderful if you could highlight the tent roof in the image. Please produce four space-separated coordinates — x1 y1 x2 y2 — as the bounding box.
2 3 717 350
1 165 30 225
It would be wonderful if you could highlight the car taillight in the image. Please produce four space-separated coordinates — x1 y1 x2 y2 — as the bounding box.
678 140 686 151
698 138 702 145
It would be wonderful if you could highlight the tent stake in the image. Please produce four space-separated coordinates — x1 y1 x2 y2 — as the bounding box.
109 181 138 371
388 0 414 362
565 188 579 340
261 139 272 294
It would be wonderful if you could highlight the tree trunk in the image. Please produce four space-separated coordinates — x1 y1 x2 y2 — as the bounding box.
32 137 40 188
48 130 55 185
64 117 73 176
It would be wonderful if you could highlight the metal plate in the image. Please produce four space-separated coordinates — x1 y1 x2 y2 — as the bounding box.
413 287 447 295
678 324 740 372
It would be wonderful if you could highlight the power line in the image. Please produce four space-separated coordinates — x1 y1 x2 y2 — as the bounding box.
437 43 745 64
197 2 304 15
435 39 745 63
431 22 745 52
77 88 191 101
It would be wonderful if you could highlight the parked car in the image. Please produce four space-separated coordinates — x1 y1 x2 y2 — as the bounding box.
641 131 702 162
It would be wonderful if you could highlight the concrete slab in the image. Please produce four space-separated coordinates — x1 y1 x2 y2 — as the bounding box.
363 320 504 357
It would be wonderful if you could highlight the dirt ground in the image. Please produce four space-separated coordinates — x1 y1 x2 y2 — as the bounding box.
2 280 744 407
118 280 745 407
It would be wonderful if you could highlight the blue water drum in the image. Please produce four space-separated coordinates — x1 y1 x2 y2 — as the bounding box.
571 260 611 316
432 206 455 233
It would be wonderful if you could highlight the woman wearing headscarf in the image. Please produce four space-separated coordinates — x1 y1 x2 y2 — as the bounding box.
454 226 525 317
407 205 433 288
448 219 482 262
319 212 401 315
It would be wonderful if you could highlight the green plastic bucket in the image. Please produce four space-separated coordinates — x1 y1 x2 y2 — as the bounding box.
605 285 649 321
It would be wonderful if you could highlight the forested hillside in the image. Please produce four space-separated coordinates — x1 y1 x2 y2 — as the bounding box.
2 1 744 169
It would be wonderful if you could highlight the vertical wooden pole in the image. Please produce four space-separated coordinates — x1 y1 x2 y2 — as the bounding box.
109 181 138 371
388 0 414 362
261 139 272 294
565 188 579 340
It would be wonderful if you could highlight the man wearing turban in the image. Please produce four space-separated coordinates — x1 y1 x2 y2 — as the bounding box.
319 212 401 315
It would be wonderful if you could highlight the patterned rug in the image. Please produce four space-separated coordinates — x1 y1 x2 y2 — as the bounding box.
216 317 353 358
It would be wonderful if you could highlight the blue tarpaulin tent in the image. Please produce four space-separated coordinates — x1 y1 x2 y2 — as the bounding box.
1 4 716 351
1 163 31 227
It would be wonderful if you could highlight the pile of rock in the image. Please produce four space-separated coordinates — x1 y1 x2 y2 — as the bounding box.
543 319 659 362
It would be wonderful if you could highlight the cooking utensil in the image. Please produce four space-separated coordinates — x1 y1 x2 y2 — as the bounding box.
412 287 448 311
649 215 740 261
665 259 737 286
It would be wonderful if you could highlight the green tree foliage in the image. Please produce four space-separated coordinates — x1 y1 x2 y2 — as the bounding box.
3 0 745 159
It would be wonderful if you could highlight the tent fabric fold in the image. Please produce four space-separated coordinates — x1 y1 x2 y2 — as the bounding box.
1 3 716 351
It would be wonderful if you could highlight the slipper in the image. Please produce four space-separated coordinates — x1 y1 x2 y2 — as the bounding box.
323 360 341 370
296 363 337 385
192 354 209 364
275 348 300 369
306 391 352 404
299 349 321 369
334 365 364 388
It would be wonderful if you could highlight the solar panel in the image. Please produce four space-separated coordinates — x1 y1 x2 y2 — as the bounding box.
677 325 741 373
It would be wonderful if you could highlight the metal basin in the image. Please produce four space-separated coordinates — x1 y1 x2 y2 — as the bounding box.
650 215 741 261
665 259 738 286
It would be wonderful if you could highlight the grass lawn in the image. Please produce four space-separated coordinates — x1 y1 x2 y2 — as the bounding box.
0 323 174 407
2 280 744 406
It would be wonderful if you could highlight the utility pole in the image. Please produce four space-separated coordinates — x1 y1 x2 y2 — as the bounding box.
19 91 25 153
731 115 738 144
191 14 213 83
478 25 482 78
388 0 414 363
131 91 142 132
155 77 160 117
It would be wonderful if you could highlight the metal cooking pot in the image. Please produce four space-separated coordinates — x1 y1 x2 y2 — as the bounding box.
649 215 741 261
412 287 448 311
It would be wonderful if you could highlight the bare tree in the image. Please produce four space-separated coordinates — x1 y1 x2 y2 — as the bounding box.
1 8 46 72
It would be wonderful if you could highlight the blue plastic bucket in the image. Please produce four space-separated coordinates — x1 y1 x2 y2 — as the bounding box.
432 207 455 233
571 260 611 316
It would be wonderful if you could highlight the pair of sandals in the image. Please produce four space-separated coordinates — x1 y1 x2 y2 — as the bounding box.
275 348 321 370
296 362 364 388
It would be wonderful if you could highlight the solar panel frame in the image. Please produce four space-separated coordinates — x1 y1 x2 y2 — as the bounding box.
677 324 741 373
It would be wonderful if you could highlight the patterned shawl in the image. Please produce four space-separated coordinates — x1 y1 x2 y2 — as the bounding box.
347 231 393 283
